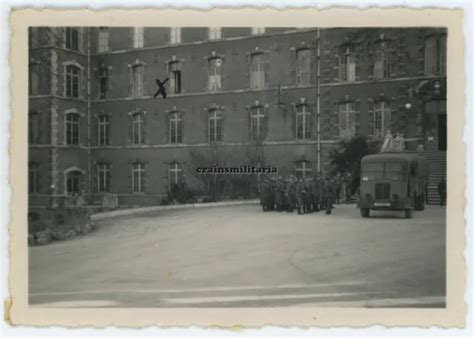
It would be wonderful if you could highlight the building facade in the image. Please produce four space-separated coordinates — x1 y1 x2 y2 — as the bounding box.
28 27 447 208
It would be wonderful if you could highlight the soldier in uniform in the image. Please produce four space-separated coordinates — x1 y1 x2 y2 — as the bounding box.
259 178 268 211
295 177 305 215
311 174 320 212
335 172 342 204
267 177 276 211
304 178 313 213
323 176 335 214
344 172 353 203
286 175 297 213
275 176 286 212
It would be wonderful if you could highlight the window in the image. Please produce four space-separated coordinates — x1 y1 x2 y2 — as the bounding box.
250 106 265 141
169 112 183 144
296 104 311 140
208 109 223 142
425 35 447 76
66 171 82 195
132 162 145 193
28 162 39 194
132 113 144 145
131 65 145 97
66 113 80 145
295 160 312 179
29 63 39 95
98 115 110 146
250 53 265 89
373 101 391 139
208 57 222 91
208 27 221 40
97 163 111 193
99 67 108 99
98 27 109 53
168 162 183 188
251 27 265 35
340 46 356 82
29 112 39 144
373 40 391 79
169 62 182 94
66 65 81 98
296 49 311 85
133 27 144 48
339 102 356 138
170 27 181 44
65 27 79 51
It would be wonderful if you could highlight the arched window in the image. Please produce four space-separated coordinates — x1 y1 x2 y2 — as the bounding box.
338 102 356 138
65 65 81 97
296 49 311 85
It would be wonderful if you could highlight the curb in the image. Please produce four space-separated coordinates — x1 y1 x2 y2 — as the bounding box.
91 199 260 221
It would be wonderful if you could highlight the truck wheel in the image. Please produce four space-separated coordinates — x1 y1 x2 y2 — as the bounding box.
405 209 413 219
360 208 370 218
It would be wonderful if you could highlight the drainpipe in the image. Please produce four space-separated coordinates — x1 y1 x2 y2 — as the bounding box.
87 28 92 204
316 28 321 172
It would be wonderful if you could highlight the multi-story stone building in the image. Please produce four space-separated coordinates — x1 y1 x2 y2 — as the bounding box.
28 27 447 208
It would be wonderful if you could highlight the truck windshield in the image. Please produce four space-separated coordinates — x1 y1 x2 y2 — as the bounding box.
362 161 407 181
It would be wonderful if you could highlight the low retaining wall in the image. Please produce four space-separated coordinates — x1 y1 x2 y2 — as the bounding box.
91 199 260 221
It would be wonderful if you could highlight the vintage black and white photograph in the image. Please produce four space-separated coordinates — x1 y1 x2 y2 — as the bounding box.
24 24 452 310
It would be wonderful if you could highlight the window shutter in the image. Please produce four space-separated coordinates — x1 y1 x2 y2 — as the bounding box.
264 59 269 88
332 54 339 82
290 49 296 85
355 53 361 81
127 115 133 145
128 66 133 97
141 114 146 144
108 67 113 97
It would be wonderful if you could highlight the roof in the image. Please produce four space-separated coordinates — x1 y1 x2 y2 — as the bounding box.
362 152 426 163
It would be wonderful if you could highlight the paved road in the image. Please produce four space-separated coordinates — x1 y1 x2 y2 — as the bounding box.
29 204 446 308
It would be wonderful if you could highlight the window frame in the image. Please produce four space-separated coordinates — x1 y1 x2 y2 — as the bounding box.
208 108 223 142
28 162 39 194
131 64 145 97
250 106 265 141
65 113 80 145
208 27 221 40
250 53 265 89
339 46 356 82
132 162 145 194
295 160 312 179
65 64 81 98
65 27 79 51
373 101 391 139
132 113 144 145
97 162 111 193
251 27 265 35
295 104 311 140
98 27 110 53
373 40 392 80
170 27 181 44
98 115 110 146
338 102 356 139
208 57 223 92
28 112 39 145
169 111 183 144
169 61 182 94
295 48 311 86
133 27 144 48
168 161 183 189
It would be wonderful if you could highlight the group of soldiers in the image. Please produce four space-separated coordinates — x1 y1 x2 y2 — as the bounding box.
259 172 353 215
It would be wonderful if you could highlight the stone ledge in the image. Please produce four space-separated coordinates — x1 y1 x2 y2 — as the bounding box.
91 199 260 221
